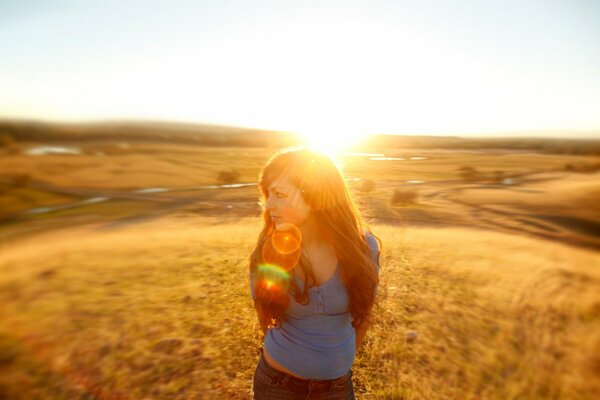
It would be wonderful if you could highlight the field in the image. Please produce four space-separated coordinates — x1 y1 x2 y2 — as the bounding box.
1 138 599 399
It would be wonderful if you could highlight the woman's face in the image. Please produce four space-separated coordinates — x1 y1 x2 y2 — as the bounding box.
264 174 311 228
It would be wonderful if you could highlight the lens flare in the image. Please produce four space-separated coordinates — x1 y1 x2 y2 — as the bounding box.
272 223 302 255
257 263 291 284
254 224 303 315
254 263 292 311
261 225 302 271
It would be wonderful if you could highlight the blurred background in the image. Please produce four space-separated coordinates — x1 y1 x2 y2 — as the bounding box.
1 1 599 399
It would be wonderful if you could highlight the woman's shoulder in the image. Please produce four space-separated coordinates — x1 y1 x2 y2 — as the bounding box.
363 230 380 265
363 230 379 250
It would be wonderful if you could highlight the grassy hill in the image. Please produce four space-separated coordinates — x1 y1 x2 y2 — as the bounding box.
1 216 598 399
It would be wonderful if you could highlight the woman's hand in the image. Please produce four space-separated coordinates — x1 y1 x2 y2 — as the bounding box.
354 317 371 352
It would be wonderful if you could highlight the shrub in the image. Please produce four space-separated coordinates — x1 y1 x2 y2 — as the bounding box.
492 170 505 184
0 134 15 147
217 169 241 184
391 189 418 205
360 179 376 194
457 166 481 182
11 173 31 188
563 163 600 173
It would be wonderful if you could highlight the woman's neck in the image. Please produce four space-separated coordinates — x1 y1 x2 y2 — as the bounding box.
299 216 327 248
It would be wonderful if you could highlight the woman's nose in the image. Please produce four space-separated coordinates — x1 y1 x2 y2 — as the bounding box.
265 195 275 211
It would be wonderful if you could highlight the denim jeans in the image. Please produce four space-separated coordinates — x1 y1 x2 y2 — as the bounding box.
252 351 356 399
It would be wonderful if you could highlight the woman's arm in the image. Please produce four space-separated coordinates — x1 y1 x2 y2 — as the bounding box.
356 232 380 351
354 317 371 352
254 301 268 335
250 270 267 334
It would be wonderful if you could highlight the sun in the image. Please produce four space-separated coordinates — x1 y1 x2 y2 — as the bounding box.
295 124 369 155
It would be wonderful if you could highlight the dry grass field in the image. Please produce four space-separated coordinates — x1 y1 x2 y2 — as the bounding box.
1 140 599 399
0 216 599 399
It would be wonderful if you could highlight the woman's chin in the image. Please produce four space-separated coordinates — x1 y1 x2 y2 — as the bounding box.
275 222 298 231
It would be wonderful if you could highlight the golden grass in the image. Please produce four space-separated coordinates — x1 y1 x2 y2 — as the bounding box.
0 187 76 216
365 225 600 399
451 171 600 221
0 145 269 190
340 149 595 182
2 144 599 251
1 216 599 399
2 144 597 193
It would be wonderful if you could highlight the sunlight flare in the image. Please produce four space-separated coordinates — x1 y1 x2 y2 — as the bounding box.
256 263 291 292
296 125 369 155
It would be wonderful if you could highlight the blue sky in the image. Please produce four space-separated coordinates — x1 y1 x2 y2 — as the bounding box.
1 0 599 138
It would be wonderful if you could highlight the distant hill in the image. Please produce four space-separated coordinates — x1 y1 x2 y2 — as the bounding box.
359 134 600 156
1 119 599 155
0 119 301 148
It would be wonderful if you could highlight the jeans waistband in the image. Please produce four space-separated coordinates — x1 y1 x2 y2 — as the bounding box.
258 351 348 390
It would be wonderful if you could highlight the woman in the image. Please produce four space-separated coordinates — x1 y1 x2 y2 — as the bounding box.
249 148 381 399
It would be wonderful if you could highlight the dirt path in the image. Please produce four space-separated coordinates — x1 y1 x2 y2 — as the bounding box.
4 171 599 251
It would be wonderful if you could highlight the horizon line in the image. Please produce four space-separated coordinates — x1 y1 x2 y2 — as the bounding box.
1 116 599 140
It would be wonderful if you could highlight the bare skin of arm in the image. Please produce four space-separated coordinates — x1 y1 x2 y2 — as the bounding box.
354 317 371 352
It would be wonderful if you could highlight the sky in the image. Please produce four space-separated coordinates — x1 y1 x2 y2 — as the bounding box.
1 0 599 139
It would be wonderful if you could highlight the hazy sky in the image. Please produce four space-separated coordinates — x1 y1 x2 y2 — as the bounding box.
1 0 599 138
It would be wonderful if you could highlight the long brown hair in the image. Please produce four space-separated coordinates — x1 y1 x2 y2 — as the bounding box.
249 148 381 331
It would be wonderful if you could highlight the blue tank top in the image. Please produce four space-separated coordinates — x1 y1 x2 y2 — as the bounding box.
250 232 380 379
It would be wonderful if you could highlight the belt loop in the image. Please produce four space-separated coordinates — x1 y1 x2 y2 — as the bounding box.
280 374 291 386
